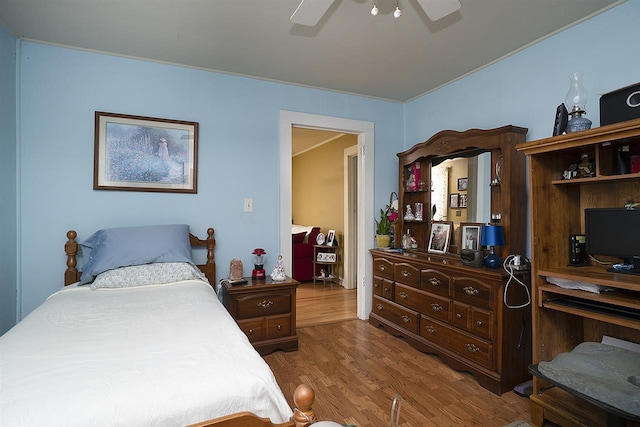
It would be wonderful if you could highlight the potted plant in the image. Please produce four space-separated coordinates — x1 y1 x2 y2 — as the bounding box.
375 198 398 248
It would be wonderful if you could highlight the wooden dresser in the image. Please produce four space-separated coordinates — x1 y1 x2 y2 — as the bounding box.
222 276 299 355
370 126 532 395
369 249 531 395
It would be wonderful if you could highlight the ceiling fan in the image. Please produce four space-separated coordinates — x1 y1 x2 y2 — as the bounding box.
290 0 462 26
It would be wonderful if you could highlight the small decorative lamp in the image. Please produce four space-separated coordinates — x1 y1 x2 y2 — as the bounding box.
481 224 505 268
564 72 592 132
251 248 266 280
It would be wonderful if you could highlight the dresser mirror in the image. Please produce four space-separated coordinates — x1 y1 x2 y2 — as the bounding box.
430 151 492 227
396 126 527 255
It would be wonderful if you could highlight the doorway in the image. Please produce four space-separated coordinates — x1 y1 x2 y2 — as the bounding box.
279 111 374 320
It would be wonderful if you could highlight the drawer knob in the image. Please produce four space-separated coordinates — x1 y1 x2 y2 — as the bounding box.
425 325 437 334
377 304 384 311
427 277 441 287
248 329 254 335
476 320 483 326
399 292 408 299
384 287 391 293
374 283 380 288
463 286 479 296
456 313 463 319
277 324 282 330
401 270 411 278
257 300 274 309
465 343 480 353
431 303 443 312
379 265 386 271
401 315 411 323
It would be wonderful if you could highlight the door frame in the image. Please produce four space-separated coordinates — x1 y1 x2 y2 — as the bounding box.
279 111 374 320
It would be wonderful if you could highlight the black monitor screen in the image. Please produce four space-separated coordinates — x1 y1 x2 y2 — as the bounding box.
585 208 640 262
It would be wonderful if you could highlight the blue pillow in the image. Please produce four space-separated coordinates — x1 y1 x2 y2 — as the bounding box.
79 224 194 284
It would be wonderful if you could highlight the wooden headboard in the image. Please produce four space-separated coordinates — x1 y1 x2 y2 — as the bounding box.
64 228 216 286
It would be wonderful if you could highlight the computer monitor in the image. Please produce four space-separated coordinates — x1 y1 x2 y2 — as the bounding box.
585 208 640 274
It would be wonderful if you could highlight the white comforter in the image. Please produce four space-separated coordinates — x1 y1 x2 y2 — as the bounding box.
0 280 293 426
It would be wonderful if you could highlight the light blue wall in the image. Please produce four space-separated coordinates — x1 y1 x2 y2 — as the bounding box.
0 24 17 334
404 1 639 258
6 0 638 326
405 1 639 145
15 42 403 319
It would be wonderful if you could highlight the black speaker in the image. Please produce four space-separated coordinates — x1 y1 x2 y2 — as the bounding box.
569 234 588 266
600 82 640 126
460 249 483 268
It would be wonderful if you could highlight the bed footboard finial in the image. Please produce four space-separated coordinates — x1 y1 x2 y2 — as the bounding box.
292 384 317 427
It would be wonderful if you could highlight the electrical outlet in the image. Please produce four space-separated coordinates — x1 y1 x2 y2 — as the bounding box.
244 198 253 213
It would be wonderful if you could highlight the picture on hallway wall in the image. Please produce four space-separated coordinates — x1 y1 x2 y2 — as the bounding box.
94 111 199 193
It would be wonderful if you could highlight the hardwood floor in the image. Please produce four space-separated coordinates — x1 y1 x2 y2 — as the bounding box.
264 283 533 426
296 281 358 328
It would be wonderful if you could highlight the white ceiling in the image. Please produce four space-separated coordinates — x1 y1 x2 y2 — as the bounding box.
0 0 623 102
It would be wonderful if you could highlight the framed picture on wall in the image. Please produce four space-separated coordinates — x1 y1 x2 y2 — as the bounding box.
94 111 199 193
428 221 453 254
459 193 468 208
457 177 468 191
450 193 459 208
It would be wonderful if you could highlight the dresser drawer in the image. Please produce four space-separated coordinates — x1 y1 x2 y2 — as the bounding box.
470 307 493 341
373 276 394 299
452 276 493 309
373 258 394 280
394 262 420 288
452 302 494 341
234 291 291 319
396 283 450 323
237 318 265 342
266 314 292 339
372 295 419 334
419 316 493 369
420 268 451 297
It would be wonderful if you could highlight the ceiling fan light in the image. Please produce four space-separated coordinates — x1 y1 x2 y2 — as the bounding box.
394 6 401 18
371 4 378 16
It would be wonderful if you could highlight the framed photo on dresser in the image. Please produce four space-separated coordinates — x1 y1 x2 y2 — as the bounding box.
428 221 452 254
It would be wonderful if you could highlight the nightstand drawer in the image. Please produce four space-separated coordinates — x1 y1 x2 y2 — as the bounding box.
234 291 291 319
237 318 265 342
266 314 292 339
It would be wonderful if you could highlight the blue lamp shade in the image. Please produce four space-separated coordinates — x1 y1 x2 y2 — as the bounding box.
481 225 505 247
481 225 505 268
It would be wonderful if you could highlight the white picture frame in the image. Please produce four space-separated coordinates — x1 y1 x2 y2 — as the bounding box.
427 221 452 254
316 252 337 262
326 229 336 246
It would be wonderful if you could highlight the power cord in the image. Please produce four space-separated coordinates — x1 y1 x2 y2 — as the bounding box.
502 254 531 309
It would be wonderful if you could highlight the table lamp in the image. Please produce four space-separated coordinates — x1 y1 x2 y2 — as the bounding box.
481 224 505 268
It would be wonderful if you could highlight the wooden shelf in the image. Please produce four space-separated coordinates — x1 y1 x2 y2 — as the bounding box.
517 118 640 427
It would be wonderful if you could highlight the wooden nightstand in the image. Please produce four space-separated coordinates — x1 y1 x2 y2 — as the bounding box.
222 276 299 355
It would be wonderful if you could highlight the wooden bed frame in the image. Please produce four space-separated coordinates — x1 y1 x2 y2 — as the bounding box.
62 228 319 427
64 228 217 286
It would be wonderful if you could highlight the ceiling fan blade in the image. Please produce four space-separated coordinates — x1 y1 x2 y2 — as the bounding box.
416 0 461 21
290 0 336 26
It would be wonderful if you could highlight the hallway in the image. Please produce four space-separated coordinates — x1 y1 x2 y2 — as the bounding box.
296 282 357 328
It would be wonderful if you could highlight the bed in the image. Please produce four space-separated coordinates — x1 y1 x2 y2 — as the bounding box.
0 224 317 427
